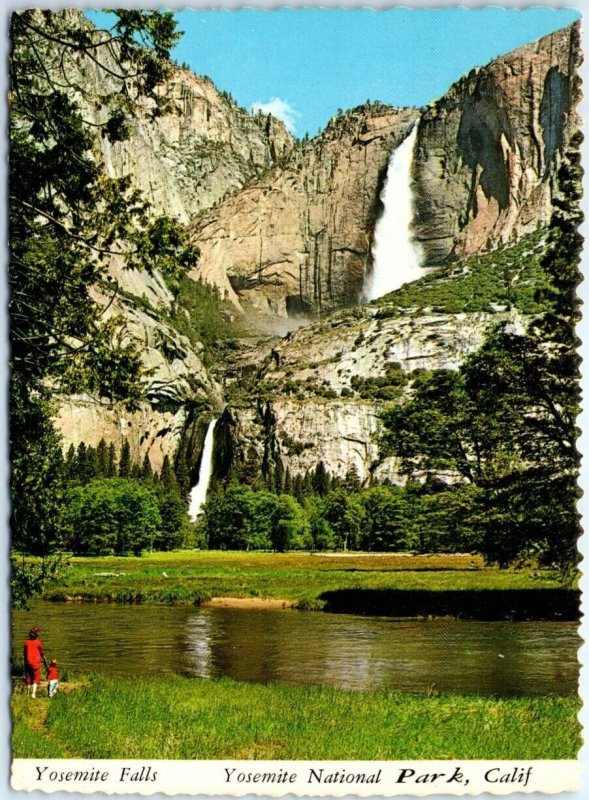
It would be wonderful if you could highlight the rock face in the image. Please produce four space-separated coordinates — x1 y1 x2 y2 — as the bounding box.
190 106 419 315
263 307 504 392
55 267 223 472
189 24 581 315
44 11 294 224
413 23 581 264
36 10 291 467
42 13 581 484
218 304 510 485
218 399 386 486
99 69 294 223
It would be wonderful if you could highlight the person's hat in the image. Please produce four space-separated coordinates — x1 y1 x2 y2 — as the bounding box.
28 627 40 638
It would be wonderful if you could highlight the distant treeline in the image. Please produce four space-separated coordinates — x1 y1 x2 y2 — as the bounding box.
199 478 486 556
16 440 191 557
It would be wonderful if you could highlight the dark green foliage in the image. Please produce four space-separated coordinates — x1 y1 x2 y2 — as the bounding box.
159 455 177 490
60 441 191 552
198 477 487 555
63 478 162 556
152 483 188 551
303 496 334 551
96 439 109 478
350 362 408 399
142 452 154 481
312 462 330 496
118 441 132 478
10 379 66 556
381 267 581 568
358 485 412 551
11 554 69 610
324 490 365 551
174 455 191 496
107 443 118 478
202 485 309 551
342 464 361 493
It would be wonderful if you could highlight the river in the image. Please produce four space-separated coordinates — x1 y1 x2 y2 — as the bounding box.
13 601 579 695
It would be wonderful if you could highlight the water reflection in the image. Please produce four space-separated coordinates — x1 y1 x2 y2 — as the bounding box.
13 602 579 696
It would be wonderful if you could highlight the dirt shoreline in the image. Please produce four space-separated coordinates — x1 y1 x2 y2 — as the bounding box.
201 597 294 609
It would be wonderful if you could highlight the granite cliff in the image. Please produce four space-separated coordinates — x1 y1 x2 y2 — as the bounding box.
189 105 419 315
187 23 581 316
413 22 581 264
45 14 580 487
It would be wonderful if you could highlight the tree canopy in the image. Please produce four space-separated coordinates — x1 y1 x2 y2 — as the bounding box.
9 10 195 587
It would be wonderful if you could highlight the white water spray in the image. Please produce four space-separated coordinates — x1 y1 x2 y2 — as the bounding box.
365 125 426 300
188 419 217 521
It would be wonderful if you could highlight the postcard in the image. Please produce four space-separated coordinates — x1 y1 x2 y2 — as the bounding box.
8 3 585 796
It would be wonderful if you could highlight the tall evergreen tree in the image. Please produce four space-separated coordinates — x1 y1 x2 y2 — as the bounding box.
106 442 117 478
118 440 132 478
312 462 330 496
141 452 154 482
96 439 109 478
160 455 178 491
86 445 100 482
64 443 76 480
175 456 190 496
283 468 293 496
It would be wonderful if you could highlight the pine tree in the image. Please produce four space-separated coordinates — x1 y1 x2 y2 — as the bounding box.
175 456 190 496
142 452 154 482
160 455 178 491
96 439 109 478
86 445 100 481
283 468 293 496
292 473 303 499
312 462 329 496
119 440 132 478
343 464 361 493
273 458 285 494
301 471 314 497
107 443 117 478
74 442 88 484
64 443 76 480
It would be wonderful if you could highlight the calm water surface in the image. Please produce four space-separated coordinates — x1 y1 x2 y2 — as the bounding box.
13 601 579 695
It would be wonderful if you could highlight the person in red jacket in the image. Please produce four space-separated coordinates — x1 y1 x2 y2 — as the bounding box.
23 627 47 698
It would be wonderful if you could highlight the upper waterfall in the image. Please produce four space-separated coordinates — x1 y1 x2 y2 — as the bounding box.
188 419 217 521
364 125 426 300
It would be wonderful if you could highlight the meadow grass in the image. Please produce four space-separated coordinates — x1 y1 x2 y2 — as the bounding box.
41 551 568 606
12 675 580 760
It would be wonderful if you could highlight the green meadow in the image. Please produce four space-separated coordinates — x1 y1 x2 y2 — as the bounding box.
41 551 569 606
12 676 580 761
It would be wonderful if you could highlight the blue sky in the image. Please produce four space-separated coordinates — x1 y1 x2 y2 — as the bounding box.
88 7 581 138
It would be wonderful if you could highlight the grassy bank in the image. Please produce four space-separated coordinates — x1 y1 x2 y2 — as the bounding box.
12 675 580 760
40 551 570 608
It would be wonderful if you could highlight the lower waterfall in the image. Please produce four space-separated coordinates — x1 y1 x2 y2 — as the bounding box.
188 419 217 521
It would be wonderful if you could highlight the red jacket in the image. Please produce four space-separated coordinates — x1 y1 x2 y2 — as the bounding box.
23 638 44 668
47 665 59 681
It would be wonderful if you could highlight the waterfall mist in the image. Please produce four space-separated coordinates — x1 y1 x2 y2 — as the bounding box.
365 125 426 301
188 419 217 521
